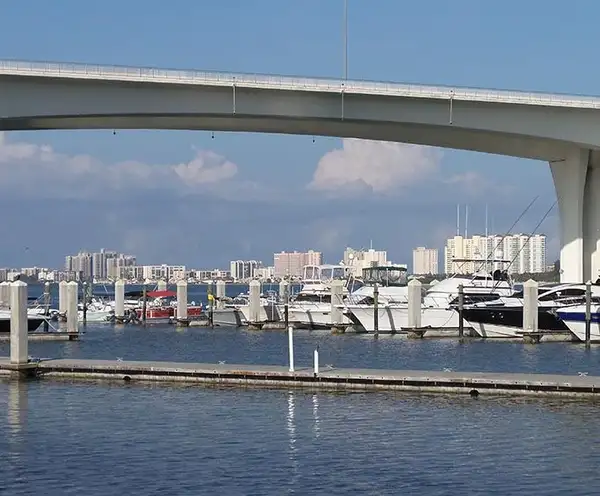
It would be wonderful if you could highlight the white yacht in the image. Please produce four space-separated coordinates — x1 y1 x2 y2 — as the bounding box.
346 269 513 333
216 290 279 326
78 297 115 323
285 265 356 329
464 283 600 338
343 265 410 332
555 291 600 342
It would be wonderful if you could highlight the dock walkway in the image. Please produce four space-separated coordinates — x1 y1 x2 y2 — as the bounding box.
1 357 599 398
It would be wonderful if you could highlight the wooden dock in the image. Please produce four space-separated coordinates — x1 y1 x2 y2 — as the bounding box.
1 357 599 398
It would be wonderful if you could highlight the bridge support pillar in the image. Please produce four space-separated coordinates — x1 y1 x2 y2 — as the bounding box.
550 149 589 283
584 152 600 282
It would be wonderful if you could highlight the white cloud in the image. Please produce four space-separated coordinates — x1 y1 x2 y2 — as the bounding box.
0 132 238 198
308 139 441 193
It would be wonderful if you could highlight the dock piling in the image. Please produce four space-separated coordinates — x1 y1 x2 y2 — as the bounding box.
176 280 189 326
114 279 125 323
248 280 261 328
330 279 344 332
457 284 465 337
585 280 592 347
280 279 289 328
215 280 226 310
314 346 319 377
142 285 147 325
408 278 422 328
66 281 78 333
58 280 68 320
157 280 167 292
10 280 28 365
0 281 10 308
522 279 540 343
288 325 295 372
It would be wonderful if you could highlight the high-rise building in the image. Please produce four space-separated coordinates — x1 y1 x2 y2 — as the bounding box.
444 234 546 275
273 250 323 278
229 260 262 281
66 250 136 281
342 247 390 276
412 247 439 275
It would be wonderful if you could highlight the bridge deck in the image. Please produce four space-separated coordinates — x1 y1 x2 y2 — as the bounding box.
0 358 598 398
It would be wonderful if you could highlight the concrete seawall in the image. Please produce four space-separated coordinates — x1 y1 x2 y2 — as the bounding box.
1 358 599 398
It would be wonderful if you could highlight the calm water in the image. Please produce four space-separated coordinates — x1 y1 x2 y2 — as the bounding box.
2 320 600 494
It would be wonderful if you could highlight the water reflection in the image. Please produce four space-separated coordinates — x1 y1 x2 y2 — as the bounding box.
7 380 28 440
312 394 320 439
286 392 299 487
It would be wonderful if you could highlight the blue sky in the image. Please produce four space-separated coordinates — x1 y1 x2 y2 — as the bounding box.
0 0 592 269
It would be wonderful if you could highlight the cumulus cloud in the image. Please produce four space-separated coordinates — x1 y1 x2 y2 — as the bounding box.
0 132 238 198
308 139 441 193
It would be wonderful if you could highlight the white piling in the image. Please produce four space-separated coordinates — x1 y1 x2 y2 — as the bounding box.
176 279 188 323
0 281 10 307
288 325 295 372
10 281 28 365
279 280 289 303
522 279 539 332
58 280 68 315
157 280 167 291
215 280 226 310
329 279 344 327
313 347 319 376
66 281 79 333
407 279 422 328
114 279 125 320
249 280 261 324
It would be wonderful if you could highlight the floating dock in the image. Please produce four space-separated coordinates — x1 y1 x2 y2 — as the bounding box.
1 357 599 398
0 332 80 342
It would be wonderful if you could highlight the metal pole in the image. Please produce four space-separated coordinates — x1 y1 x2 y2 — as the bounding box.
82 281 88 325
288 325 295 372
343 0 348 80
284 286 289 329
458 284 464 338
585 280 592 347
43 282 50 332
142 285 147 325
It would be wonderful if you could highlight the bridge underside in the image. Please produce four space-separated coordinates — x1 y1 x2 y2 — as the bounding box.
551 149 600 283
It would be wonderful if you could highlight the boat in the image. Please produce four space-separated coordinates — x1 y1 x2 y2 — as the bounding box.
464 283 598 338
78 297 115 323
556 301 600 342
0 309 45 332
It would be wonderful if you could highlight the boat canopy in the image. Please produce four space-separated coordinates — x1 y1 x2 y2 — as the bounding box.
147 290 177 298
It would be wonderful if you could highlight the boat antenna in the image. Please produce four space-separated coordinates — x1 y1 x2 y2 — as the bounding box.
485 203 489 274
492 200 556 292
456 204 460 236
465 204 469 239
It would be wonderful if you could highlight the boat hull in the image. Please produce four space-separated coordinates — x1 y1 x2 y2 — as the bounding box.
556 309 600 342
0 317 45 333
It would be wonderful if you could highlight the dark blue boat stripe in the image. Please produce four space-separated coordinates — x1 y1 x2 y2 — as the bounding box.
557 312 600 323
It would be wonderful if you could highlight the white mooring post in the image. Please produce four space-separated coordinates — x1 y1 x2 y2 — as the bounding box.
313 346 319 377
407 279 422 329
249 280 261 325
58 280 68 315
66 281 79 333
288 325 295 372
329 279 344 330
176 279 188 325
522 279 539 333
0 280 10 307
215 280 226 310
114 279 125 321
10 280 28 365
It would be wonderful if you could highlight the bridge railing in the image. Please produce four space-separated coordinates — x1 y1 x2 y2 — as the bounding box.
1 59 600 109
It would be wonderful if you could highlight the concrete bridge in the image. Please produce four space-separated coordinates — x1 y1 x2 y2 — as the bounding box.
0 59 599 283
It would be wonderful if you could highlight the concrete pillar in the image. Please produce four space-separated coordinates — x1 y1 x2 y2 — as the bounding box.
584 152 600 282
0 281 10 307
329 279 344 327
522 279 538 332
157 280 167 291
66 281 78 333
215 280 226 310
407 279 422 328
58 280 68 314
279 280 289 303
176 279 188 324
114 279 125 320
550 149 589 283
10 281 28 364
249 280 261 323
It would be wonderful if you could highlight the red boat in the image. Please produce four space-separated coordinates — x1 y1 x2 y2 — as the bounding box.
133 290 203 323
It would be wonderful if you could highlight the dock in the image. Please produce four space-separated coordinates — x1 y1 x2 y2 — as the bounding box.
0 332 80 342
1 357 600 398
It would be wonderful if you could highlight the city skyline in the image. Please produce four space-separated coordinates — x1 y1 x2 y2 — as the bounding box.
0 1 574 269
